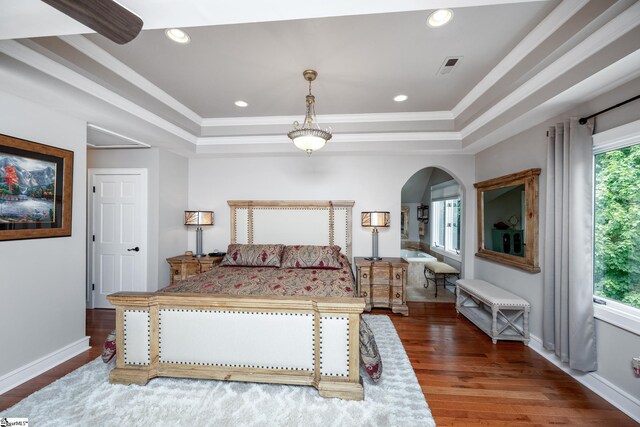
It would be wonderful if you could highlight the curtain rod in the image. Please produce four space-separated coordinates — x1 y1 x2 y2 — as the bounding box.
579 94 640 125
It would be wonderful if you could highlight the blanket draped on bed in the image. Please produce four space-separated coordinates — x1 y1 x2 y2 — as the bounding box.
147 254 383 381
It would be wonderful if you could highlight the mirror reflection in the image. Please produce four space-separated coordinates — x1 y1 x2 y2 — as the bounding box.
482 184 525 257
474 168 540 273
400 207 409 239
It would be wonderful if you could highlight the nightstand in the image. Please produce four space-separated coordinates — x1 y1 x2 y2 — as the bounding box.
166 254 224 286
354 257 408 316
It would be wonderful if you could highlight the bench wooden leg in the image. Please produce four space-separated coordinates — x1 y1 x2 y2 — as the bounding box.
491 306 498 344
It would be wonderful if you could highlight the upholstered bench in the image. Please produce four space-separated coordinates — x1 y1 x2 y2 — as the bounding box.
423 261 460 297
455 279 530 345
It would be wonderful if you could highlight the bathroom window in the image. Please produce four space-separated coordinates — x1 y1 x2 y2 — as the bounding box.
431 180 461 256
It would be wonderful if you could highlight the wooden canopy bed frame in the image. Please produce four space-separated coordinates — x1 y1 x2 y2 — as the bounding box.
108 200 365 400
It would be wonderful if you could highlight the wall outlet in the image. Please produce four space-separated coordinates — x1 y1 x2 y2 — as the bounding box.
632 357 640 376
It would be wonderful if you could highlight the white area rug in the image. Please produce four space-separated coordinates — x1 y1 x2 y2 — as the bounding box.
1 315 434 427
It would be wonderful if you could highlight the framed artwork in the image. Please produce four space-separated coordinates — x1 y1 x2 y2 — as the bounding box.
0 133 74 241
400 207 409 239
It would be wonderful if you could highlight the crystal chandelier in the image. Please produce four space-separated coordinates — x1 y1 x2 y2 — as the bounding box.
287 69 332 155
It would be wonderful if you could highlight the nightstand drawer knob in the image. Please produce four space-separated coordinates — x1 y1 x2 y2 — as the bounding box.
362 292 368 297
396 274 401 280
174 270 180 275
363 273 368 279
396 292 401 298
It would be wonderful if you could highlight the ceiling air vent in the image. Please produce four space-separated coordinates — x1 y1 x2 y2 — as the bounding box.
437 56 462 77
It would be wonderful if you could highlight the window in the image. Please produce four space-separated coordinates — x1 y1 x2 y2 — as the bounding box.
593 142 640 311
431 180 461 256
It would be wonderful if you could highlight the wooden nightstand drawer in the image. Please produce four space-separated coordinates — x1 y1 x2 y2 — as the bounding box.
371 267 390 285
392 267 404 287
359 270 371 285
372 286 390 308
184 262 199 276
360 284 371 298
372 285 390 302
392 286 403 303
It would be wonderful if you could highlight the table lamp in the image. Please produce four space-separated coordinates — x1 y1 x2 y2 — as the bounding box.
361 211 390 261
184 210 214 258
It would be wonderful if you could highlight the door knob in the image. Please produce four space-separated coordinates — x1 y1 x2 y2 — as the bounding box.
127 247 140 252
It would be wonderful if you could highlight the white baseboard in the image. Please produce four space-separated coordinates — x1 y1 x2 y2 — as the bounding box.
0 337 90 395
528 334 640 423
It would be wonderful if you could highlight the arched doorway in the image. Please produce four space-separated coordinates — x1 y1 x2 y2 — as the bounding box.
400 166 463 302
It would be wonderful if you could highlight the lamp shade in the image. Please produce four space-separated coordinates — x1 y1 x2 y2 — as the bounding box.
361 211 390 228
184 210 214 226
292 134 327 152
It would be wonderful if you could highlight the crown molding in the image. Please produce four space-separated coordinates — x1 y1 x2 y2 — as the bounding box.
87 123 152 148
463 47 640 154
200 111 454 128
2 2 635 156
0 39 197 144
451 0 589 117
59 35 203 125
196 131 461 146
460 1 640 140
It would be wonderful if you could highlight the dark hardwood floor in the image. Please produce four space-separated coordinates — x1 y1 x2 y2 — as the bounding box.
1 304 636 425
382 302 637 426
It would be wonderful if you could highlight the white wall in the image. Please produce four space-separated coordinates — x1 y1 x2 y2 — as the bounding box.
87 147 188 290
158 149 189 287
474 78 640 408
188 154 475 276
0 90 87 378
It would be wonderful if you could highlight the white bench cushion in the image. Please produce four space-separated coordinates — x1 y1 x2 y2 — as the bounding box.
425 261 459 274
457 279 529 308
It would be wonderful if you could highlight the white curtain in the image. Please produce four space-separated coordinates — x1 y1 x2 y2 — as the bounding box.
543 118 597 372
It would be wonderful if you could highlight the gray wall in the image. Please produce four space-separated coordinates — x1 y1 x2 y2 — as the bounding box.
87 147 188 290
0 90 87 377
474 78 640 401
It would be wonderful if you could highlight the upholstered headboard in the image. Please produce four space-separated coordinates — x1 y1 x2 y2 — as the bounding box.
228 200 354 260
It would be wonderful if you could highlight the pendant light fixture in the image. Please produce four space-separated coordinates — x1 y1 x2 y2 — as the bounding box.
288 69 332 155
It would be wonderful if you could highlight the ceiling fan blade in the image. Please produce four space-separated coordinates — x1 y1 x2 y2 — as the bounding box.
41 0 143 44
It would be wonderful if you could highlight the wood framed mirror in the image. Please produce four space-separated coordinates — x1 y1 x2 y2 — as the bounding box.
401 207 409 239
474 168 541 273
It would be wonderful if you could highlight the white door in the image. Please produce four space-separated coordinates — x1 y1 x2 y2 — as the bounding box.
90 169 147 308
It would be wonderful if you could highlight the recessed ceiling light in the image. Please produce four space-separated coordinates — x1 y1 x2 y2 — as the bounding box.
165 28 190 44
394 94 408 102
427 9 454 27
234 100 248 107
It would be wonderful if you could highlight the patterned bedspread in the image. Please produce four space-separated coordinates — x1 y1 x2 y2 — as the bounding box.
159 254 356 297
157 254 382 381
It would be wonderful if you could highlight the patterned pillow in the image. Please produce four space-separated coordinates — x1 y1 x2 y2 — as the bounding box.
360 318 382 382
221 244 285 267
102 329 116 363
281 245 342 269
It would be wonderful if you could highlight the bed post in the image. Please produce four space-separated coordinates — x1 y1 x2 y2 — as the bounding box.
108 293 158 386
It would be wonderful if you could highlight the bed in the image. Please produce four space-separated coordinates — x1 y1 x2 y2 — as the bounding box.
107 200 370 400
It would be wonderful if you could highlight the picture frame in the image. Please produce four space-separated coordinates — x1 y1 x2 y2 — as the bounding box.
0 133 73 241
474 168 540 273
400 206 409 239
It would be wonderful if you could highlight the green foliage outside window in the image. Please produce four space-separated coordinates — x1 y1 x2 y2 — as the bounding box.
594 144 640 309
